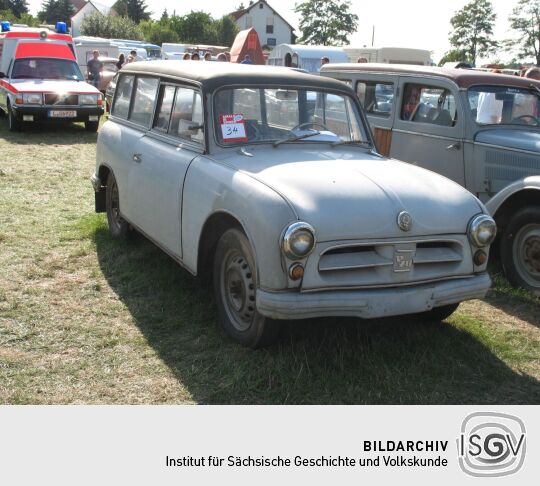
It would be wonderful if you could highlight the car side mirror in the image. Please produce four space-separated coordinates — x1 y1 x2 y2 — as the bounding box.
0 72 6 78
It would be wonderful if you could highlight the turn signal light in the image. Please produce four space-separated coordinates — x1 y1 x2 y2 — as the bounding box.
289 263 304 280
473 250 488 266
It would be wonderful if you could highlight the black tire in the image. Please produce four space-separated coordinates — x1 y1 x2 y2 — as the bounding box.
105 171 130 239
500 206 540 295
415 303 459 322
7 103 20 131
213 228 280 348
85 120 99 132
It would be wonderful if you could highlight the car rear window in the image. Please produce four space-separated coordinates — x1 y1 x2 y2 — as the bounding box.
129 76 159 127
356 81 394 118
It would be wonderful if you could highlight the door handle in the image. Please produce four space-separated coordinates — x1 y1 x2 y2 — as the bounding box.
133 153 142 163
446 142 461 151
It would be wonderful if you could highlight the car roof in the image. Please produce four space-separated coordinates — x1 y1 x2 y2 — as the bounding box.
321 63 540 89
120 60 354 93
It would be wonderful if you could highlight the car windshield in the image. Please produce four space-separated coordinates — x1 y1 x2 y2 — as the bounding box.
12 58 84 81
468 85 540 126
214 87 369 146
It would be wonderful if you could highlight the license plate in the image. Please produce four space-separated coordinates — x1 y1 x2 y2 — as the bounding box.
48 110 77 118
393 250 413 272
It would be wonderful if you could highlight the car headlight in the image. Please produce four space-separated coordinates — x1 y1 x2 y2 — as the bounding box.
22 93 43 104
79 94 99 105
468 214 497 247
281 222 316 259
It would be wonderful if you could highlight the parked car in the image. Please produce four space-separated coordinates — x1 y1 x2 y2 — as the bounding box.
322 64 540 294
91 62 496 347
95 56 119 93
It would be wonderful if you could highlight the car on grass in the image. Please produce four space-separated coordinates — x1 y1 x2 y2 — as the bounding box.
91 62 496 348
321 64 540 294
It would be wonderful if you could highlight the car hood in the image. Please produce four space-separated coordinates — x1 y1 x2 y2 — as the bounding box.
9 79 100 94
475 128 540 153
215 145 483 241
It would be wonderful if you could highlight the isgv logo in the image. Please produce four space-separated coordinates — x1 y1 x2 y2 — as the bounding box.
457 412 526 477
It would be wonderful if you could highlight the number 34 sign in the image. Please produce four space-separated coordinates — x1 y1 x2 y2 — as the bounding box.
220 114 248 142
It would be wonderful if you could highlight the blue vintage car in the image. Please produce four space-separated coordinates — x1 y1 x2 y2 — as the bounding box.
323 64 540 294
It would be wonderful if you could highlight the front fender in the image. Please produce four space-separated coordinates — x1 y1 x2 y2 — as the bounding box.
486 176 540 216
181 157 297 290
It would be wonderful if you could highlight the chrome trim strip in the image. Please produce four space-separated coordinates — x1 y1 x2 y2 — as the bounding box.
392 128 461 141
473 140 540 157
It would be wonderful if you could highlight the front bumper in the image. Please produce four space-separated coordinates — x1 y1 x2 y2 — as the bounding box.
12 105 104 122
256 274 491 320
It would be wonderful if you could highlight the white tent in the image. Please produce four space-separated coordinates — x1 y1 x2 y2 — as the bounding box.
267 44 349 73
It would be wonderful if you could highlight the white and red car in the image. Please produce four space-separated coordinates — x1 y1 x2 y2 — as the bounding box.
0 23 104 131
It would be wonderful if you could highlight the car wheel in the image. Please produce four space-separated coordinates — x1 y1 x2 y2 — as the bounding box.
85 120 99 132
105 171 130 239
7 103 20 131
213 228 280 348
415 303 459 322
500 206 540 295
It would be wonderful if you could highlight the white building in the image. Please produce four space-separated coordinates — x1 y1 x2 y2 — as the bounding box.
229 0 295 49
71 1 117 38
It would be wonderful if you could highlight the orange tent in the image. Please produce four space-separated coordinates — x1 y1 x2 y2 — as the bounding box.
229 28 265 65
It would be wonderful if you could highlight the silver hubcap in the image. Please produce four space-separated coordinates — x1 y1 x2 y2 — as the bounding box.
513 224 540 287
221 252 256 332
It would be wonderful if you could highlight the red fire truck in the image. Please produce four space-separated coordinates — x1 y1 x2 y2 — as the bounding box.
0 22 104 131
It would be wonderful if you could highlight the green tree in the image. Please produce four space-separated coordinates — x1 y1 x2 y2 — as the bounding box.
508 0 540 66
294 0 358 46
171 11 218 45
438 49 468 66
113 0 151 23
80 11 143 39
38 0 74 24
215 15 239 46
160 8 168 22
448 0 498 66
3 0 29 17
0 8 38 25
139 19 179 45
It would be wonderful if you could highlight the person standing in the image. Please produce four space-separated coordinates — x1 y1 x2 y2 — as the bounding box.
116 53 125 70
87 50 103 88
240 54 253 64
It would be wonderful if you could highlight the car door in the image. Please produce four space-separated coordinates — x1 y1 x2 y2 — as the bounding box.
354 74 397 156
128 81 204 258
390 77 466 185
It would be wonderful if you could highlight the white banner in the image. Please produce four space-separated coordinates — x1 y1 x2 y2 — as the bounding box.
0 406 537 485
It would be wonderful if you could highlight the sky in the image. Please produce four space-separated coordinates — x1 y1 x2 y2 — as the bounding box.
24 0 522 64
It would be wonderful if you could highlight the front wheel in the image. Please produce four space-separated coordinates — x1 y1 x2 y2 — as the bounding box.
213 228 280 348
500 206 540 295
105 171 130 239
8 104 20 131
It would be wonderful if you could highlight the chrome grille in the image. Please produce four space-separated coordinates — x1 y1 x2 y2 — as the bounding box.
301 236 473 291
44 93 78 105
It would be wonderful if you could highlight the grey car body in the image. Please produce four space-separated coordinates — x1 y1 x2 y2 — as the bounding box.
91 62 495 347
321 64 540 294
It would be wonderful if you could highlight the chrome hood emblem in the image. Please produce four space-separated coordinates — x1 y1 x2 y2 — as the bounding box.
397 211 413 232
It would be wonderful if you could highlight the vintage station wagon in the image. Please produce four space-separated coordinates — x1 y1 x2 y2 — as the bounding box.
91 62 496 347
322 64 540 294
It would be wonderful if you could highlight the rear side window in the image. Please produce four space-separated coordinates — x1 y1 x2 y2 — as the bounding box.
112 74 134 119
129 76 159 127
152 84 204 144
401 83 457 127
356 81 394 118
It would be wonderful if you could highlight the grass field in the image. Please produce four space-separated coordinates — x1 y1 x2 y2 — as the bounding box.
0 119 539 404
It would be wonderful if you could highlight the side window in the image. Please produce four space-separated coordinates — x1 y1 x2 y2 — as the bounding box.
169 87 204 144
153 85 176 131
112 74 134 119
401 83 457 127
129 76 159 127
356 81 394 118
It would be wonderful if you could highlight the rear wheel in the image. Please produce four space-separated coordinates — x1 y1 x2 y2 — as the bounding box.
501 206 540 295
105 171 130 239
85 120 99 132
213 228 280 348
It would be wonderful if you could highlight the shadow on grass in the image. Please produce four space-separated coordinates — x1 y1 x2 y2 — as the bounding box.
94 224 540 404
0 117 98 145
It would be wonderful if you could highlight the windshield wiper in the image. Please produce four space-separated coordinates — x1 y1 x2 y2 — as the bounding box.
273 130 321 147
332 140 373 147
